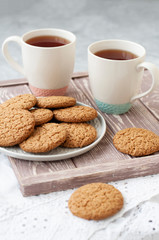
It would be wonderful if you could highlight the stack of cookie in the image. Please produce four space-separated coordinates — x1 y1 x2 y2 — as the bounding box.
0 94 98 153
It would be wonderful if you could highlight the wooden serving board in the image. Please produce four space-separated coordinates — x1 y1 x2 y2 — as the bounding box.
0 72 159 197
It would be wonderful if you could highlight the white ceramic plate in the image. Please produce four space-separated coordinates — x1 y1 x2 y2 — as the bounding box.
0 102 106 161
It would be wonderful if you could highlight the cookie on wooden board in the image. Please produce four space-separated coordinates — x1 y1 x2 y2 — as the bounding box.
30 108 53 126
113 128 159 156
61 123 97 148
0 109 35 147
68 182 124 220
53 106 98 122
36 96 76 109
19 123 66 153
0 94 37 110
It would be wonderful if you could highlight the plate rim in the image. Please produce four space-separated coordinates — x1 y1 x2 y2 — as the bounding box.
0 102 106 161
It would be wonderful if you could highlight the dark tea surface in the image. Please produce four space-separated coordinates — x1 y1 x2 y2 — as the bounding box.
95 49 138 60
26 35 70 47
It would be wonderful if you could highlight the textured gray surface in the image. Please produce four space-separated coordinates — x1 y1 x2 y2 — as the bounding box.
0 0 159 80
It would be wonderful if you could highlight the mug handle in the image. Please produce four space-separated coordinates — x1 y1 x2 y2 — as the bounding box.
130 62 159 102
2 36 25 75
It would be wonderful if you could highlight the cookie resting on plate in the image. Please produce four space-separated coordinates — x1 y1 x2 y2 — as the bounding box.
60 123 97 148
30 108 53 126
53 105 98 122
36 96 76 109
0 94 37 110
0 108 35 147
19 123 66 153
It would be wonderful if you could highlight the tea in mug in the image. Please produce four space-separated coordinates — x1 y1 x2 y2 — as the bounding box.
95 49 138 60
26 35 70 47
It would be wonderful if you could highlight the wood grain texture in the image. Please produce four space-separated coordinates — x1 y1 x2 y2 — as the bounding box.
0 71 159 196
10 155 159 197
0 78 28 87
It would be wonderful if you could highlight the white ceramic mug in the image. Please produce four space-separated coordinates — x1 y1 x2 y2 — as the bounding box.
88 39 159 114
2 28 76 96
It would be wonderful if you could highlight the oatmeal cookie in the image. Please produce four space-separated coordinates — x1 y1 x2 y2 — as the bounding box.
19 123 66 153
53 106 97 122
0 94 37 110
36 96 76 109
113 128 159 156
30 108 53 126
68 182 124 220
0 109 35 146
61 123 97 148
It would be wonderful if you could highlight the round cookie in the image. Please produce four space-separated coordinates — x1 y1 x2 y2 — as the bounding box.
68 182 124 220
30 108 53 126
53 106 98 122
19 123 66 153
36 96 76 109
0 109 35 147
113 128 159 156
61 123 97 148
0 94 37 110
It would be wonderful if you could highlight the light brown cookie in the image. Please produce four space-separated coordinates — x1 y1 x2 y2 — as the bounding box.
68 182 124 220
36 96 76 109
113 128 159 156
0 109 35 147
0 94 37 110
53 106 98 122
30 108 53 126
19 123 66 153
61 123 97 148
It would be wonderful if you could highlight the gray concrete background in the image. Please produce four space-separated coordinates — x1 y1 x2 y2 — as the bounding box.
0 0 159 80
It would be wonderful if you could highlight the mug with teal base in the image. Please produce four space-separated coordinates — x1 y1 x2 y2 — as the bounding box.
88 39 159 114
95 99 132 115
